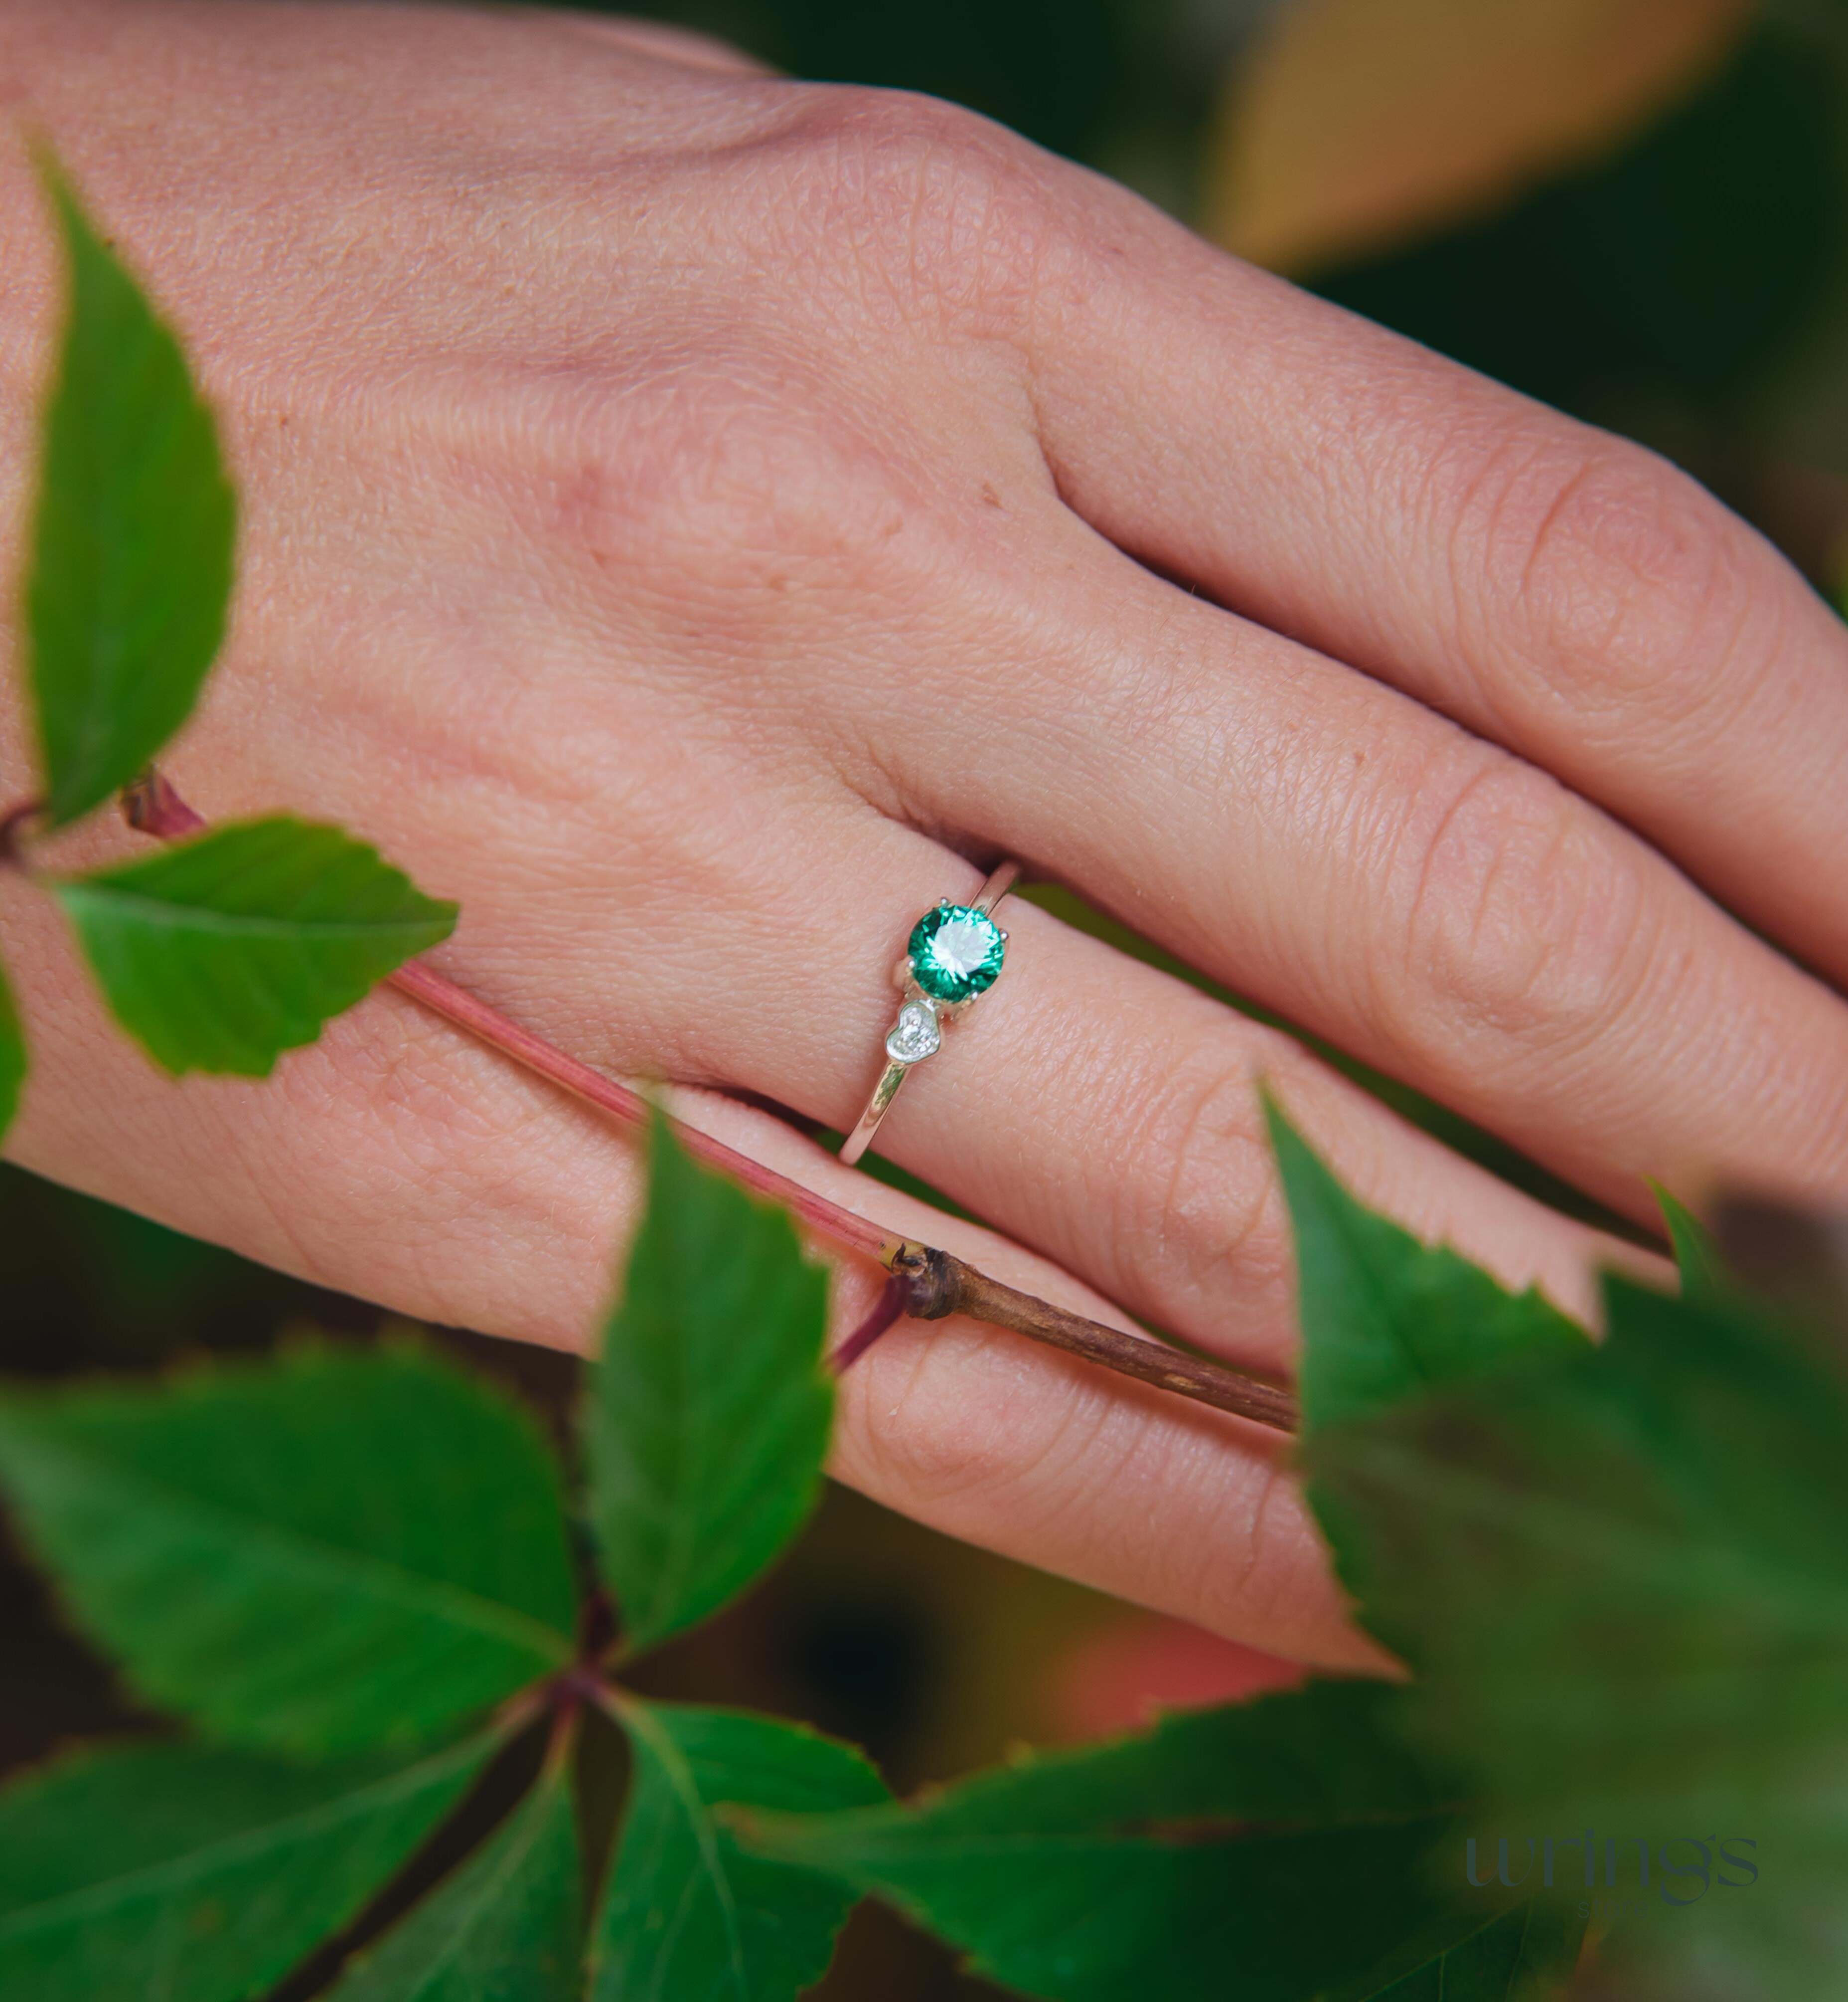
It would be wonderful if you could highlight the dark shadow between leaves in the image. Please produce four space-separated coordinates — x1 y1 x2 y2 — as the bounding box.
267 1719 550 2002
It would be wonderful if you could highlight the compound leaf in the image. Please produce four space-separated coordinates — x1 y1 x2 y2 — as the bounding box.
325 1760 581 2001
594 1699 885 2002
0 1730 495 2002
1309 1268 1848 1996
0 1339 576 1756
54 816 456 1077
27 159 235 829
1310 1277 1848 1801
1278 1128 1848 1995
742 1680 1578 2002
586 1115 832 1655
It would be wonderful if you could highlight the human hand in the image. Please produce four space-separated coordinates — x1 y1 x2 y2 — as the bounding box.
4 0 1846 1670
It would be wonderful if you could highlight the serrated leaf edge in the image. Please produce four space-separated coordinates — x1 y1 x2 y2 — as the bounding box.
0 1410 577 1669
0 1728 500 1939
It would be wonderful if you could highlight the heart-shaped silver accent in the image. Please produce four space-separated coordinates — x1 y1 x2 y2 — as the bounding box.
885 999 941 1065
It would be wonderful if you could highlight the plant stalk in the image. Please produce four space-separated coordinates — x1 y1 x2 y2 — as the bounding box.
891 1242 1299 1429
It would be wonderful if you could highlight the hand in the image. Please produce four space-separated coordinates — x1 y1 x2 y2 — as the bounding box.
4 0 1846 1671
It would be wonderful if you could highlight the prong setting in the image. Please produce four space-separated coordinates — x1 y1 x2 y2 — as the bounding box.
905 902 1006 1004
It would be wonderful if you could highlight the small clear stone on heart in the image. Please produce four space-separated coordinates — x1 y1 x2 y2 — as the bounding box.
885 999 941 1065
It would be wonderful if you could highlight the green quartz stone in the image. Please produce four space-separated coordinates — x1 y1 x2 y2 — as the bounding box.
908 902 1005 1003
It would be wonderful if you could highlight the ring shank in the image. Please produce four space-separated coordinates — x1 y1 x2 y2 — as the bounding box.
838 860 1019 1169
839 1058 909 1166
971 859 1020 916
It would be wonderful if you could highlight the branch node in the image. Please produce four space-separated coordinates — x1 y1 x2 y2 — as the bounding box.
829 1270 909 1372
888 1240 958 1320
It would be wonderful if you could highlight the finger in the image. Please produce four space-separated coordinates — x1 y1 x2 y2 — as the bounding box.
1017 168 1848 985
0 863 1375 1669
860 501 1848 1227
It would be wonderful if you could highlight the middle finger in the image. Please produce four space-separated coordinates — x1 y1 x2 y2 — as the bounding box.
854 505 1848 1226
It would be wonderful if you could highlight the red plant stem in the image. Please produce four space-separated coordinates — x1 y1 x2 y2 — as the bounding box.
121 768 205 836
390 958 893 1260
828 1271 909 1373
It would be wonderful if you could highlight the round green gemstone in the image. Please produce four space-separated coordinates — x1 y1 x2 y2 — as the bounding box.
908 902 1005 1003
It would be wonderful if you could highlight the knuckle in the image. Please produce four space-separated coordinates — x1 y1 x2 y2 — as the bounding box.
1180 1455 1291 1638
770 85 1066 330
1462 431 1765 730
1103 1034 1293 1329
531 357 916 592
842 1316 1117 1513
1394 751 1651 1058
249 1017 612 1344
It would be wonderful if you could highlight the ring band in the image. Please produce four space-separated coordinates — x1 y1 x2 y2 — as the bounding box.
839 860 1020 1168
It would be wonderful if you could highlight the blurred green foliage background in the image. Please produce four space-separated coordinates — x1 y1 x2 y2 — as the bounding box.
7 2 1848 1992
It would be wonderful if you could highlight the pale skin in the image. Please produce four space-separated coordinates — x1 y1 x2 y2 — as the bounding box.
3 1 1848 1674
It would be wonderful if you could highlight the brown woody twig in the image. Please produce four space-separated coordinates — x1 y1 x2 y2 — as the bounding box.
891 1242 1298 1431
120 770 1297 1433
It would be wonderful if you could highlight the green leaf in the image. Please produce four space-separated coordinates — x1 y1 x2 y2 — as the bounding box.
593 1699 886 2002
743 1681 1578 2002
26 158 235 829
1265 1095 1589 1433
586 1115 832 1655
1370 1902 1585 2001
1649 1179 1725 1304
325 1760 581 2001
0 1339 576 1755
1307 1277 1848 1995
1311 1278 1848 1801
0 1729 495 2002
0 959 24 1149
53 816 457 1077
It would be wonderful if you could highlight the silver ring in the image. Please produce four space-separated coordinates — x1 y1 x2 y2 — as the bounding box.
838 861 1019 1168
